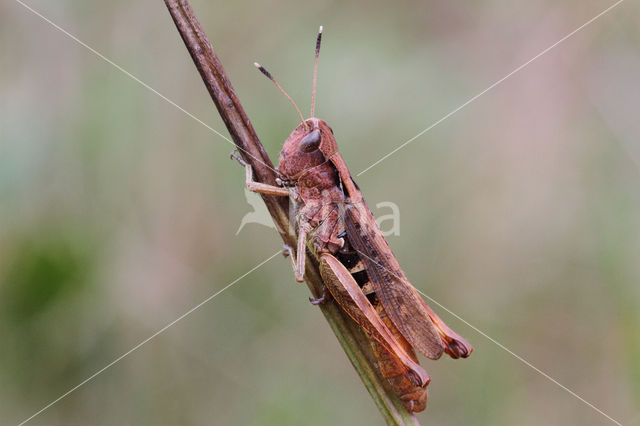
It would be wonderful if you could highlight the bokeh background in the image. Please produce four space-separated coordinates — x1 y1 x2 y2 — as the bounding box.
1 0 639 424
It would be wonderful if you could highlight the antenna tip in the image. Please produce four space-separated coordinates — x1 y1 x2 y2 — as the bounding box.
253 62 273 80
315 26 323 56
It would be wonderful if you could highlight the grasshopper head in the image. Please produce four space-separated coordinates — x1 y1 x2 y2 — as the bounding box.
278 118 338 182
255 27 340 184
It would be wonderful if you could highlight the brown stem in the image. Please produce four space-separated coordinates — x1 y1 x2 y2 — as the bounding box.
163 1 420 424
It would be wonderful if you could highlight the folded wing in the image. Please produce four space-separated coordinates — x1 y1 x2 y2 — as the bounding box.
344 203 445 360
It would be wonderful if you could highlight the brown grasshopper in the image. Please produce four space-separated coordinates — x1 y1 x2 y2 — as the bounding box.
233 27 472 412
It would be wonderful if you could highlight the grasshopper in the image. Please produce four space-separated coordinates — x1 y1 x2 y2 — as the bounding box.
234 27 472 412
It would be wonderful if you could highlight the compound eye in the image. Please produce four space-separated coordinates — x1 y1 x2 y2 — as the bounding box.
299 129 321 152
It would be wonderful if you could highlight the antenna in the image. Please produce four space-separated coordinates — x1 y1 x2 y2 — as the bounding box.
310 25 323 117
254 62 306 126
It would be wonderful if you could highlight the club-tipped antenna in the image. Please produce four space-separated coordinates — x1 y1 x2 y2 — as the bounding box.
254 62 305 126
310 25 323 118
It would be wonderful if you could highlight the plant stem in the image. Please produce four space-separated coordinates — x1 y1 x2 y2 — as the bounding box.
163 2 421 424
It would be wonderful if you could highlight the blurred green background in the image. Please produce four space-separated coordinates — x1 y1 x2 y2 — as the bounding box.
1 0 639 424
